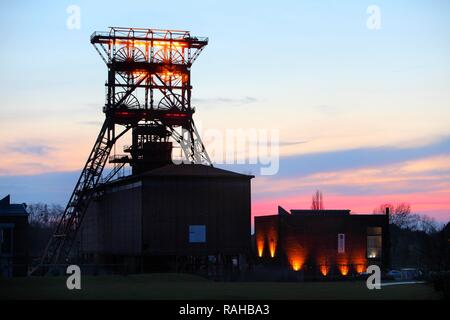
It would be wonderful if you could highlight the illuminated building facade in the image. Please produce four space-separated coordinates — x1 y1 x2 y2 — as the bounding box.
254 206 390 277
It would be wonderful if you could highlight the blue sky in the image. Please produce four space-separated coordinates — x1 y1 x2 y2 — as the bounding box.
0 1 449 221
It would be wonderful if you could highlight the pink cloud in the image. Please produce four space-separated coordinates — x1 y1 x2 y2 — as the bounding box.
251 155 450 223
252 189 450 223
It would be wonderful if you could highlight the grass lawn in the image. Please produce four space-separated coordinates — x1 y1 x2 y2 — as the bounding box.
0 273 442 300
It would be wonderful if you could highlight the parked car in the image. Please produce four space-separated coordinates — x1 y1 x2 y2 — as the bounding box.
387 270 402 280
400 268 420 281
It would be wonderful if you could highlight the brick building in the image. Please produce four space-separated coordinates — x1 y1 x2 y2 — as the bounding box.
255 206 389 277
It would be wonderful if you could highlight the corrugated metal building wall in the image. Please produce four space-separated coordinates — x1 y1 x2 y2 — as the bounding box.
83 182 142 256
80 164 253 272
142 177 250 255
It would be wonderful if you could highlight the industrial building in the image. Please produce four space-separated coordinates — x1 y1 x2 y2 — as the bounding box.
255 206 390 278
0 195 28 277
81 164 253 273
30 27 255 276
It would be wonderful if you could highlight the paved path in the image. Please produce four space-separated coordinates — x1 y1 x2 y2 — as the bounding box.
381 281 426 287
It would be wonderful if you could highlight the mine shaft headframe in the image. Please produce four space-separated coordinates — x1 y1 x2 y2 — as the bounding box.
91 26 208 115
90 27 213 167
90 27 208 65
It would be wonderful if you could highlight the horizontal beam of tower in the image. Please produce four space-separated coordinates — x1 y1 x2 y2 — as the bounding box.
91 27 208 47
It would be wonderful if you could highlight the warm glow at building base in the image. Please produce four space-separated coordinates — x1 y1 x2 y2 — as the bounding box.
355 264 366 273
320 265 329 276
339 265 349 276
257 241 264 258
290 259 303 271
269 244 276 258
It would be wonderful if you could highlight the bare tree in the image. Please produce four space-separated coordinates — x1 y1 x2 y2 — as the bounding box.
373 202 414 229
311 190 324 210
28 203 63 228
373 202 443 233
417 215 442 234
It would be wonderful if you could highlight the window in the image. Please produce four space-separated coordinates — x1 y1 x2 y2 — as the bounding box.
338 233 345 253
367 227 382 259
189 225 206 243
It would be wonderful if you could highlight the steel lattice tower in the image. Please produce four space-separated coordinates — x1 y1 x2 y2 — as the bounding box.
31 27 211 274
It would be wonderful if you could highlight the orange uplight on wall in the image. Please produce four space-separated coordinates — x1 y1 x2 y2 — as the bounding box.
269 239 277 258
320 265 329 276
257 243 264 258
352 255 367 274
339 265 350 276
256 234 265 258
267 226 278 258
286 240 306 272
257 246 264 258
355 264 366 273
291 259 303 271
255 222 277 259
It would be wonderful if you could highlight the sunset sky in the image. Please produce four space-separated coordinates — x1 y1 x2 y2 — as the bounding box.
0 1 449 222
